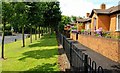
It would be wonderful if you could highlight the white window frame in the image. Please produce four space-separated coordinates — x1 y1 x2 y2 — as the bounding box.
85 22 90 30
116 14 120 31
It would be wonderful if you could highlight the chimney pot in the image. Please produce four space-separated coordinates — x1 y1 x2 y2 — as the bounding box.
101 3 106 9
86 13 90 18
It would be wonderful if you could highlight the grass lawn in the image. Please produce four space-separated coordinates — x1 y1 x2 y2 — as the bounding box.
0 34 59 72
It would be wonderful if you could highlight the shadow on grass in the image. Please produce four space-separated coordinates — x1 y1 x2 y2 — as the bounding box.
2 63 60 73
18 48 58 60
26 63 57 72
28 37 57 47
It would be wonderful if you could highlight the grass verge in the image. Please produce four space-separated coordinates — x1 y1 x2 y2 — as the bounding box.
0 34 59 72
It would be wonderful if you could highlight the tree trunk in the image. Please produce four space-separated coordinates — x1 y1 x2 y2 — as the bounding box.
22 26 25 47
48 25 51 34
46 27 47 33
30 25 32 43
1 23 5 59
38 26 40 38
35 26 37 40
41 27 43 36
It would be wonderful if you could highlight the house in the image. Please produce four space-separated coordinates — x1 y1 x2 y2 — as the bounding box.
89 3 120 36
76 13 91 32
64 24 71 31
64 22 77 31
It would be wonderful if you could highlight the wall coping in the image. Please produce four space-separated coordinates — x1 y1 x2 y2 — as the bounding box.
78 34 120 42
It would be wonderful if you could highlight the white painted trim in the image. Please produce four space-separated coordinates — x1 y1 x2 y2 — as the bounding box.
116 14 120 31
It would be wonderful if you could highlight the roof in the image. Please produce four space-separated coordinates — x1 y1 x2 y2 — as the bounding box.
76 18 91 23
70 22 76 25
90 5 120 17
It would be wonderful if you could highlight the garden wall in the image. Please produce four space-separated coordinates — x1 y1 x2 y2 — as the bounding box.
78 34 120 63
70 32 77 41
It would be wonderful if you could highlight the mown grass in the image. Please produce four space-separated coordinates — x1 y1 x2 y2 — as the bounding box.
0 34 59 72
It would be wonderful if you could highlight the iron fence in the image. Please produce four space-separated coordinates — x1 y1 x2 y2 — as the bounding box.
57 33 104 73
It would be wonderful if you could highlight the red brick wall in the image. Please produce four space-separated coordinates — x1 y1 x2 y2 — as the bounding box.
78 34 120 63
110 14 117 32
98 15 110 31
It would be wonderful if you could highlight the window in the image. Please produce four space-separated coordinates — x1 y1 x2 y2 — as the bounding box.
93 18 97 30
116 14 120 31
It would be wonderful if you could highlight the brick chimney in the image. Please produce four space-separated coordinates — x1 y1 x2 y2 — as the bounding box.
86 13 90 18
101 3 106 9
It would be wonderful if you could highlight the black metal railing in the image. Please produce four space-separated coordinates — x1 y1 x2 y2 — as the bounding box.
57 33 104 73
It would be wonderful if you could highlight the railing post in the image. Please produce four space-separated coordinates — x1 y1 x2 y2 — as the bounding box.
84 54 88 73
76 32 78 40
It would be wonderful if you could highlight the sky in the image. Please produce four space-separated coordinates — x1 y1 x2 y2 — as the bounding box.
59 0 120 17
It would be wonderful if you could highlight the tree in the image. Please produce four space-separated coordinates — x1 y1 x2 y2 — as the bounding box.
13 2 28 47
43 2 61 34
61 15 71 25
71 16 77 22
2 2 13 59
36 2 45 38
58 15 71 32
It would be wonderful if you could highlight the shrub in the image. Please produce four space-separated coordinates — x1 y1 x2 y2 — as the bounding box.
79 23 83 26
71 30 78 33
81 29 85 33
95 27 102 36
4 31 12 36
117 36 120 39
72 26 77 30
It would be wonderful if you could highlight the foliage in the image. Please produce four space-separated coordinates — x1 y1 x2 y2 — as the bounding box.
60 15 71 25
71 16 77 22
58 24 64 32
59 15 71 32
81 29 85 33
95 27 102 36
79 23 83 26
71 26 77 30
4 31 12 36
117 36 120 39
4 24 11 30
43 2 61 31
1 1 61 58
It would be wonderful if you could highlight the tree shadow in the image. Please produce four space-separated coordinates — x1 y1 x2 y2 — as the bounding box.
28 63 56 71
28 38 57 47
2 63 60 73
18 48 58 60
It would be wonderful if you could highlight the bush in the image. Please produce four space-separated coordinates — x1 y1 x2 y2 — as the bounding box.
4 31 12 36
81 29 85 33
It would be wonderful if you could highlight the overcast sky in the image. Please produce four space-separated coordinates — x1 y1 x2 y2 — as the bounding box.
59 0 120 17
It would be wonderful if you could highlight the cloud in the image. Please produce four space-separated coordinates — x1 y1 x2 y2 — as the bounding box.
59 0 118 17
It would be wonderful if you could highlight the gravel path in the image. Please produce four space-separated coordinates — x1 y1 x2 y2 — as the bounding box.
58 44 70 71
